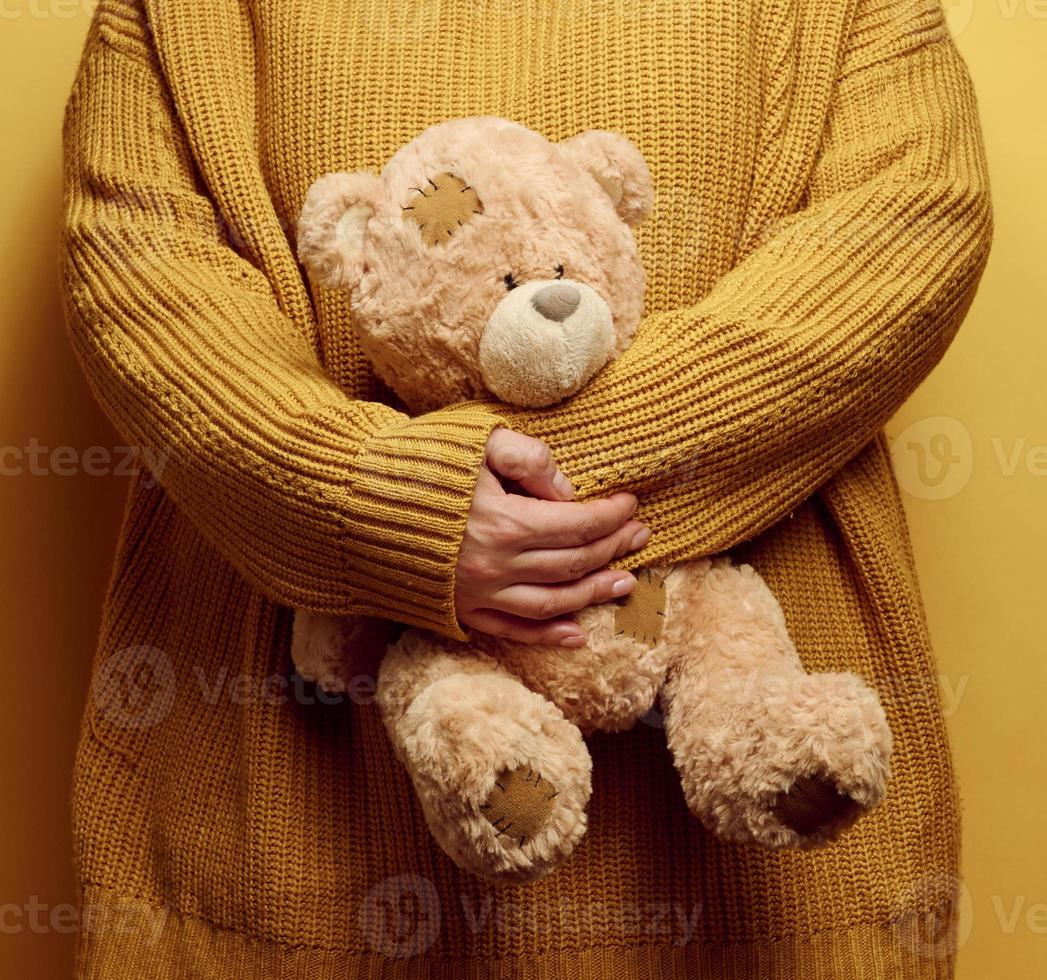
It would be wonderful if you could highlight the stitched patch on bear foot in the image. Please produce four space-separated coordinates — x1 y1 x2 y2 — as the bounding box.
613 568 667 645
480 765 558 847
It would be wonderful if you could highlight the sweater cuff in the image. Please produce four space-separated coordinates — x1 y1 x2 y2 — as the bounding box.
345 402 506 640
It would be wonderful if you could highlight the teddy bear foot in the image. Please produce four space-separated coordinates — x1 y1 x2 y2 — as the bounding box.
395 671 592 883
668 669 892 849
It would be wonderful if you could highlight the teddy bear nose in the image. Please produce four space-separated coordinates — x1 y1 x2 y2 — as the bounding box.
530 283 581 322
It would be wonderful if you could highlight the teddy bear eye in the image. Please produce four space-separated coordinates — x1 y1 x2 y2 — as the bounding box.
503 273 519 291
554 264 565 279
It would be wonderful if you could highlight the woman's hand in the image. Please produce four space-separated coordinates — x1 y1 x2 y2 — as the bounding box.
455 428 650 646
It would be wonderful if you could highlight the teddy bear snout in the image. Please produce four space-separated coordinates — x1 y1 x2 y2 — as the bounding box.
478 279 616 408
530 283 581 323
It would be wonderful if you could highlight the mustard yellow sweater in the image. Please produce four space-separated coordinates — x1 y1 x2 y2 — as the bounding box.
62 1 991 977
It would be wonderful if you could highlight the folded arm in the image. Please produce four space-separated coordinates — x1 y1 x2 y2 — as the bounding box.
60 6 504 639
494 2 992 561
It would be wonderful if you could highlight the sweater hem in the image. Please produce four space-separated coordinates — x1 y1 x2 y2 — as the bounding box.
76 881 957 979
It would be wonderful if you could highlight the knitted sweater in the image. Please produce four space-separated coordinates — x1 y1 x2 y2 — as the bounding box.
61 1 991 977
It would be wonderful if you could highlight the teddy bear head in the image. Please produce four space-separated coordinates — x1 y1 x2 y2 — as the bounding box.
297 116 653 411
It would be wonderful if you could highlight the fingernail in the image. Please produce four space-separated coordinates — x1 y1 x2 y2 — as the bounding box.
560 633 587 648
630 526 651 550
552 471 574 500
611 575 636 597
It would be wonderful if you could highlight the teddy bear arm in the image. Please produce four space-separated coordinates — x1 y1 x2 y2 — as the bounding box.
290 610 393 694
660 557 892 849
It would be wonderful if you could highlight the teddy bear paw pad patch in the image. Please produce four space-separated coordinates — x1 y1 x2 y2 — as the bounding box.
480 765 558 847
771 774 862 838
614 568 667 645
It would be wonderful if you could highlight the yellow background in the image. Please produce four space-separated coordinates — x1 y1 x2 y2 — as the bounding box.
1 2 1043 975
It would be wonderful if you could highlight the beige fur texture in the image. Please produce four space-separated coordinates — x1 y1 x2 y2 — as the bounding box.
293 117 892 882
296 116 649 412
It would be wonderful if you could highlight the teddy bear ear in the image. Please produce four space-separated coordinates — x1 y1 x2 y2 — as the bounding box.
297 171 384 289
558 130 654 227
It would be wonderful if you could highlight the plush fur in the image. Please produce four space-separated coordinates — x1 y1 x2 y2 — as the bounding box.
298 116 648 413
293 117 892 882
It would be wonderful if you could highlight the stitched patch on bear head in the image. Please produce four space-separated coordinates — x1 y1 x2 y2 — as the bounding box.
401 172 483 246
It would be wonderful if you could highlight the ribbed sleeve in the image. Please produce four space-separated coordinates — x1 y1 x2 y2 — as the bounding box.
495 1 992 564
60 12 504 639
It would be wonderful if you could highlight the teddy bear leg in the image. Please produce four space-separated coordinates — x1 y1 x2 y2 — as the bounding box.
661 558 892 848
376 628 592 883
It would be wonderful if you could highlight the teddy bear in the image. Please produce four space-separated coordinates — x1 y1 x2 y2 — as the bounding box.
292 117 892 883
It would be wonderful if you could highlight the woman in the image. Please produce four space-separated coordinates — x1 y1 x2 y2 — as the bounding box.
62 0 991 976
